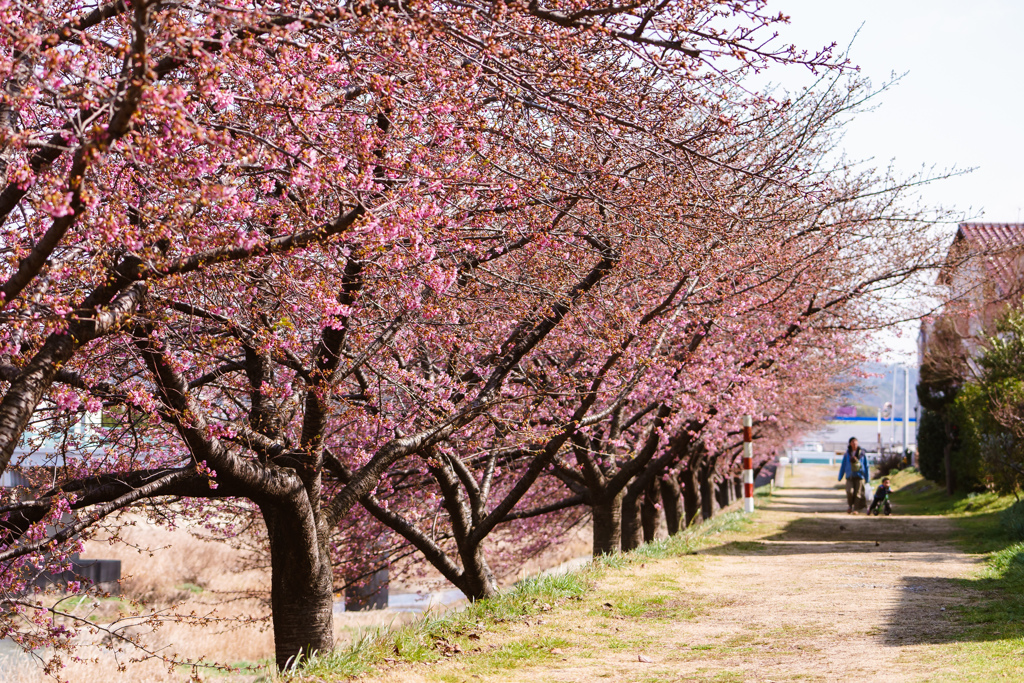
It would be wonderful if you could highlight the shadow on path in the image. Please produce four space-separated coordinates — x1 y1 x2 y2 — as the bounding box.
717 466 1000 649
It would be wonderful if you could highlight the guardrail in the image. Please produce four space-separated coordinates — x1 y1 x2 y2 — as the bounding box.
787 452 885 466
789 453 837 465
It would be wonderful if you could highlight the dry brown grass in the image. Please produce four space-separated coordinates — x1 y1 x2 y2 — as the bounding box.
35 517 276 682
5 513 590 682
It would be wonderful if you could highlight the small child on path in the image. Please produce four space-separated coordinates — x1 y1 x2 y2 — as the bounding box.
868 476 893 516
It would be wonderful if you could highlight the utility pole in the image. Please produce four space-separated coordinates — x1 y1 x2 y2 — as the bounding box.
877 408 883 455
903 364 911 465
890 365 898 448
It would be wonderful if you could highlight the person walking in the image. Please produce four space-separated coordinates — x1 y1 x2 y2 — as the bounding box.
838 437 869 514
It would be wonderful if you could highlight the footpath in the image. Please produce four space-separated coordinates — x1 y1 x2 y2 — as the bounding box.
359 465 1015 683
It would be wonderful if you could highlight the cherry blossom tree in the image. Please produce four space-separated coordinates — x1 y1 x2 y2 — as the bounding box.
357 71 955 577
0 0 860 673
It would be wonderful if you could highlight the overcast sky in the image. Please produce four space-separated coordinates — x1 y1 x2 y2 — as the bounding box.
757 0 1024 362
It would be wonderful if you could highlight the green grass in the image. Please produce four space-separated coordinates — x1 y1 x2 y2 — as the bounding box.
287 571 593 679
287 511 751 681
889 468 1018 553
888 470 1024 679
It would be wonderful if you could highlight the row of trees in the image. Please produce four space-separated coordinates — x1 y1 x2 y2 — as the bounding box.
0 0 950 674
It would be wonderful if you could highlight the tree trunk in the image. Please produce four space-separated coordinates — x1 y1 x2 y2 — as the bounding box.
592 490 624 555
716 478 730 509
263 505 335 670
619 487 644 552
699 467 715 521
733 476 742 501
641 477 661 543
660 476 682 536
458 544 500 600
681 467 701 528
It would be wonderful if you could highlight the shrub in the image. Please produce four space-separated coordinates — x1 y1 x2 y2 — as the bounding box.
916 407 947 484
1001 499 1024 541
873 451 905 478
951 384 1003 493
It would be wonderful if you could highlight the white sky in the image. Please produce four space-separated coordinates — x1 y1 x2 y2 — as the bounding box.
759 0 1024 362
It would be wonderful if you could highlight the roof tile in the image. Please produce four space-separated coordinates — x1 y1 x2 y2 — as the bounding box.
955 222 1024 297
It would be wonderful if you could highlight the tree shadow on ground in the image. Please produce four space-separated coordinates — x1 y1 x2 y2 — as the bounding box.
759 514 952 546
701 500 1024 648
767 491 846 501
881 573 1024 647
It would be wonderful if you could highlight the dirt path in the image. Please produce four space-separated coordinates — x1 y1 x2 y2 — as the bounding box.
633 465 980 682
379 465 986 683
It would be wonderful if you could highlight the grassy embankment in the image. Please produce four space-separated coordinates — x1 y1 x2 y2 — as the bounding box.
887 468 1024 673
283 510 754 682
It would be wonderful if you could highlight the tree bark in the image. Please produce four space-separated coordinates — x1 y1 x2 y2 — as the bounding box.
943 442 955 495
457 543 499 600
619 488 643 552
699 467 715 521
262 504 335 670
641 477 661 543
592 490 624 555
716 477 730 509
733 476 742 501
681 467 701 528
660 476 682 535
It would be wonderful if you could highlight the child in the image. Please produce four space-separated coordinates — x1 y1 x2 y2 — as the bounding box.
868 477 893 516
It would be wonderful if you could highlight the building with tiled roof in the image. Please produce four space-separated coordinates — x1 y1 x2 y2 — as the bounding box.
922 222 1024 362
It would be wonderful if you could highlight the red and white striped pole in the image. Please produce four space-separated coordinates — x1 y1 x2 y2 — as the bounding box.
742 415 754 513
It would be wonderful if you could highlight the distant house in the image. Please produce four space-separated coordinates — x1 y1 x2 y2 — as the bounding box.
920 222 1024 363
2 410 121 592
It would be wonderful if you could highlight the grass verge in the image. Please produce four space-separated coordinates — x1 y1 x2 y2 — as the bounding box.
890 469 1024 679
285 511 750 682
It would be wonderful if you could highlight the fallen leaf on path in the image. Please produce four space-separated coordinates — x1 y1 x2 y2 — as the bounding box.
638 654 653 663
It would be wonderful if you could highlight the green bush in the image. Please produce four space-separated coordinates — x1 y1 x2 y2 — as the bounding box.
1001 499 1024 541
914 401 985 493
952 383 1009 493
916 407 947 484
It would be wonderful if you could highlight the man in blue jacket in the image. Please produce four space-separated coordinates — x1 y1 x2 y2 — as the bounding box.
838 437 869 514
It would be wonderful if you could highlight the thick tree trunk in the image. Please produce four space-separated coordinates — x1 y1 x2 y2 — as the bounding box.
733 477 742 501
263 505 335 670
641 477 661 543
681 468 701 528
458 544 499 600
619 487 644 552
716 478 730 509
660 476 682 536
592 490 624 555
699 468 715 521
620 490 643 552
